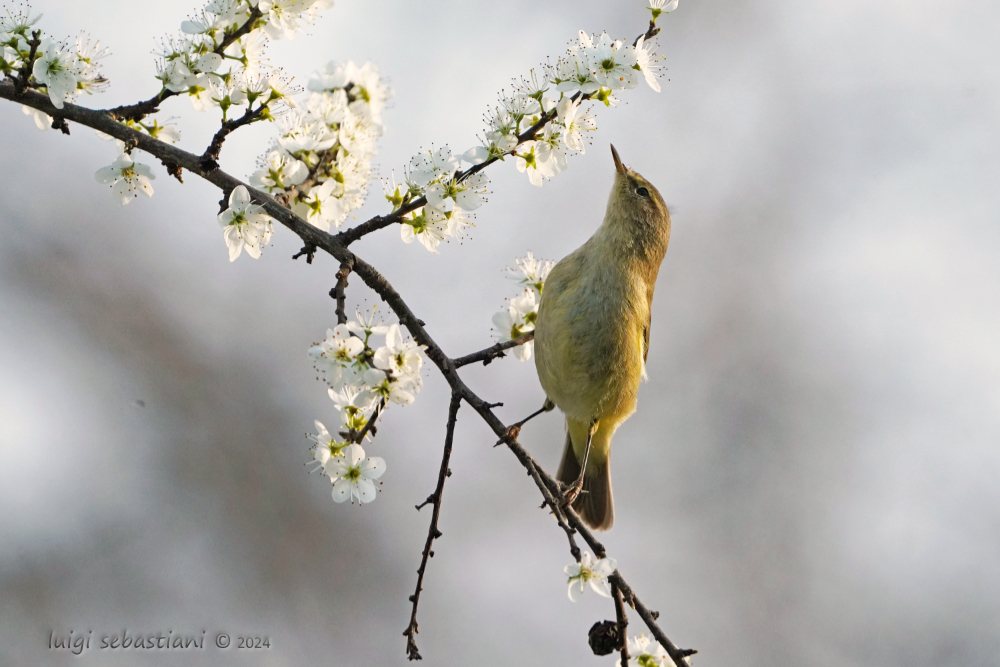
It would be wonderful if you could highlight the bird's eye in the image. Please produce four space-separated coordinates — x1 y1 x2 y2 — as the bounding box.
636 187 649 198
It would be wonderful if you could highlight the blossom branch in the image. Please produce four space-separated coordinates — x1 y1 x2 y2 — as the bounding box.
404 392 461 661
451 331 535 368
333 95 584 247
105 6 264 122
1 41 690 658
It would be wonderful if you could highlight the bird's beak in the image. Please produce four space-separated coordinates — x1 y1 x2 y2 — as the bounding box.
610 144 626 175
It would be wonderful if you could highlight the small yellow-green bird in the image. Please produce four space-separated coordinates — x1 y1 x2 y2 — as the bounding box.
534 145 671 530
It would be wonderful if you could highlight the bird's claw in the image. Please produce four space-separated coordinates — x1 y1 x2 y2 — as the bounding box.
495 424 521 447
561 479 584 507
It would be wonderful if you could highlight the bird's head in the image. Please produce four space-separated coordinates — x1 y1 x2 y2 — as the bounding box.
605 144 671 250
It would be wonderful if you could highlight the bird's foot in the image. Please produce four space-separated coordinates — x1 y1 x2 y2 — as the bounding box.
560 479 585 507
495 424 521 447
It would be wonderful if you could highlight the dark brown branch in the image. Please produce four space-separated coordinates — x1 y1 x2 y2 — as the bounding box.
635 20 661 46
351 398 384 445
404 392 462 661
199 103 268 170
452 331 535 368
333 259 354 325
525 457 581 562
105 6 264 122
612 582 630 666
13 30 41 97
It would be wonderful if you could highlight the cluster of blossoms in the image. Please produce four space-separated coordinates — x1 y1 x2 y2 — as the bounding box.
384 1 674 255
155 0 327 114
1 7 108 125
250 59 392 232
306 309 425 504
381 145 484 253
491 251 555 361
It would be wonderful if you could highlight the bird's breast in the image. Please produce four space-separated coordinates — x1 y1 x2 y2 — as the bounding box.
534 261 647 423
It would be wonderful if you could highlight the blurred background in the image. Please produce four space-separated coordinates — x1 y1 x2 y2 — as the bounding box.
2 0 999 665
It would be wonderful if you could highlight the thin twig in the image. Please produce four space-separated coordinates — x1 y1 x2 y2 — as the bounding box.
525 457 581 562
199 103 268 170
404 392 462 660
332 259 354 325
452 331 535 368
13 30 41 97
612 582 630 666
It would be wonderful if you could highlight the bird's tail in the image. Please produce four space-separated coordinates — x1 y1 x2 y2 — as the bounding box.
557 428 614 531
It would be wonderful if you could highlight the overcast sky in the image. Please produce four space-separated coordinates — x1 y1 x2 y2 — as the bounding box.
2 1 1000 665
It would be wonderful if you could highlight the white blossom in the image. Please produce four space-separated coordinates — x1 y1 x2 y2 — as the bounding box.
557 97 597 152
426 171 489 211
506 251 555 296
217 184 273 261
400 206 468 254
632 34 665 92
408 146 460 188
616 634 674 667
515 142 544 187
564 552 617 601
585 32 639 91
535 123 569 178
492 288 539 361
308 420 347 470
328 384 377 433
250 150 308 193
347 307 390 340
648 0 680 22
22 104 50 130
32 39 80 109
293 179 345 231
309 324 365 387
363 368 419 406
372 323 424 381
325 443 386 504
94 152 155 205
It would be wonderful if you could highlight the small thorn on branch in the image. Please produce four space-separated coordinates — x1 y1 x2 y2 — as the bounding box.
292 244 317 264
415 494 437 511
51 116 70 135
160 159 184 183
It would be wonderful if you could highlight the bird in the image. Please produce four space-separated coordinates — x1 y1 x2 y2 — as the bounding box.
533 145 671 530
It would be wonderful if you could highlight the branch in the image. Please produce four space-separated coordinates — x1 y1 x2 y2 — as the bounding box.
404 392 461 660
332 259 354 325
199 102 268 170
13 30 41 97
104 6 264 122
351 398 384 445
334 91 588 247
452 331 535 368
612 582 630 666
